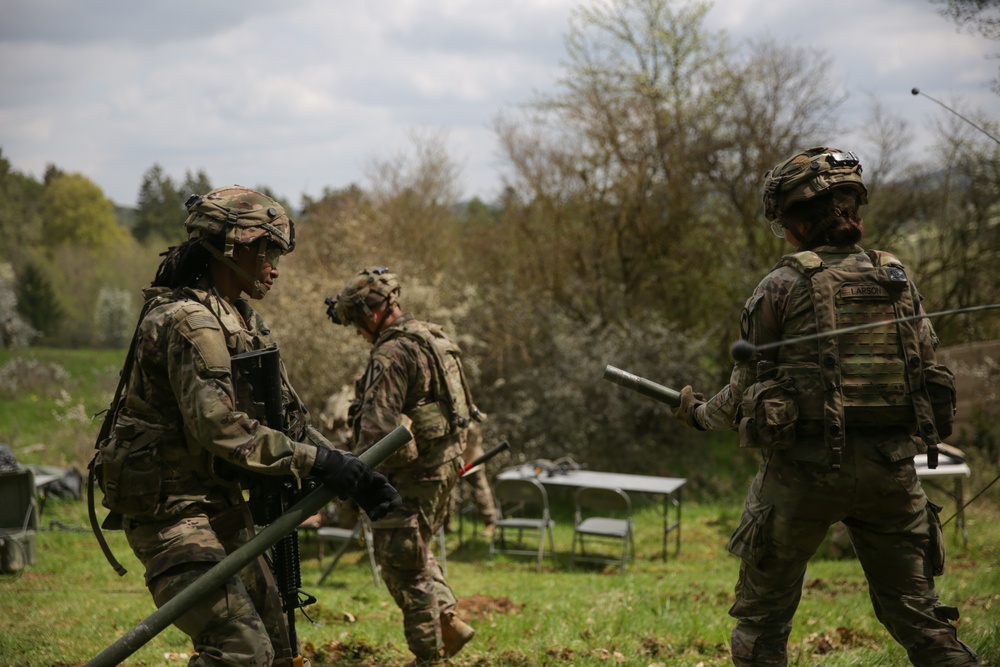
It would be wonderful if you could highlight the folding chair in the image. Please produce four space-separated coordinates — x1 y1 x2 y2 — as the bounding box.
316 517 380 587
489 477 555 571
571 486 634 574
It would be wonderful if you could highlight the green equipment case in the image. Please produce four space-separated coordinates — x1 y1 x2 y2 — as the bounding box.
0 468 40 573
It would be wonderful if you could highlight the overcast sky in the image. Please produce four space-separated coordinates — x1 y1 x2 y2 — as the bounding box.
1 0 998 209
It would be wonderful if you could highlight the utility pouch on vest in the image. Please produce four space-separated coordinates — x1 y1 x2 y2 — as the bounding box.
98 418 164 516
407 401 450 441
923 363 957 440
739 368 799 449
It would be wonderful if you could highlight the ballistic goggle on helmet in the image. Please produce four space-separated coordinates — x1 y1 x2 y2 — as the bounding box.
325 266 400 327
762 147 869 222
184 185 295 258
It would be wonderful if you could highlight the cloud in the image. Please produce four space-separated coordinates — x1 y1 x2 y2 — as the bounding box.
0 0 997 208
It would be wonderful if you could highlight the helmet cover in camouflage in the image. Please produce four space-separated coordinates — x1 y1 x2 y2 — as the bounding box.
762 147 868 222
184 185 295 256
327 266 400 327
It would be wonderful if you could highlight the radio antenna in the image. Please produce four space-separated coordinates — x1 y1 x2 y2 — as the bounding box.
911 87 1000 146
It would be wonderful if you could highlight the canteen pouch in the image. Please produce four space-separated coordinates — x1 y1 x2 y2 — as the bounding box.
923 364 957 440
407 401 450 441
98 416 163 516
739 368 799 449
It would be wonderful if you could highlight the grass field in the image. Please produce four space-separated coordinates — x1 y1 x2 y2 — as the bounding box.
2 491 998 666
1 347 998 666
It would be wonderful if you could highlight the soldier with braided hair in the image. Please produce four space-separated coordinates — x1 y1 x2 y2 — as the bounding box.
671 149 979 666
93 186 400 666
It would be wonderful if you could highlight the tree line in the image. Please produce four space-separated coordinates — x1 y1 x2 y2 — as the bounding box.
2 0 998 480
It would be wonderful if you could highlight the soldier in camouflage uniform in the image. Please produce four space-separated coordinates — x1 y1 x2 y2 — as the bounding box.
447 421 497 537
94 186 400 666
326 267 480 666
672 149 980 666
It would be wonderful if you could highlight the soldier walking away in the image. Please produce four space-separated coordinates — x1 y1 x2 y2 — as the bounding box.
326 266 481 666
90 186 400 666
671 149 981 667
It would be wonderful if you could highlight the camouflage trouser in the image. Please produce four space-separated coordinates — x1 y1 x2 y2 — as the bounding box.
727 433 981 667
124 505 296 666
373 458 462 661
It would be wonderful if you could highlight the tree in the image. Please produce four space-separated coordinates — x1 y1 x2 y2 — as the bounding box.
181 169 212 201
0 149 45 262
493 0 732 328
364 129 464 274
893 107 1000 344
94 286 134 348
931 0 1000 92
40 172 125 250
0 262 38 349
134 164 185 244
493 0 847 334
15 261 63 337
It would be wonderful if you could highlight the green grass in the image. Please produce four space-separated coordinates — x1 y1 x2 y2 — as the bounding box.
2 347 998 666
2 493 998 666
0 347 125 468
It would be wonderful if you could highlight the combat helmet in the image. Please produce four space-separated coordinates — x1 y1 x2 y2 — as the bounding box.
184 185 295 257
325 266 400 327
762 147 868 222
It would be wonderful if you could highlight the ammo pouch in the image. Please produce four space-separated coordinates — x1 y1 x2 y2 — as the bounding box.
923 363 957 440
98 416 167 516
739 368 799 449
379 402 449 468
407 401 450 441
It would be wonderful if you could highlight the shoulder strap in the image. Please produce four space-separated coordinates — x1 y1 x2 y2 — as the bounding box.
774 250 824 276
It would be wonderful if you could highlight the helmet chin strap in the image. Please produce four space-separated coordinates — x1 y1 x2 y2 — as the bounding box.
204 240 269 299
358 295 392 340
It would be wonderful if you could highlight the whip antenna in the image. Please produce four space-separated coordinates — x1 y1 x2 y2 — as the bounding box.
911 87 1000 146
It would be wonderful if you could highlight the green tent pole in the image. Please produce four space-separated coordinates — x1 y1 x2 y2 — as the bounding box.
86 425 411 667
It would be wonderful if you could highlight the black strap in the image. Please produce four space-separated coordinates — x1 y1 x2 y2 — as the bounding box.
88 297 158 575
87 458 127 576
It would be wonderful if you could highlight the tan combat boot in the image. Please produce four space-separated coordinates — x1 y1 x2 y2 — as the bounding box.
440 610 475 657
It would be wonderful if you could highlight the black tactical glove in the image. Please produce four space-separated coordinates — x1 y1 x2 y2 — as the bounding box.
311 446 374 500
354 472 402 522
672 385 707 430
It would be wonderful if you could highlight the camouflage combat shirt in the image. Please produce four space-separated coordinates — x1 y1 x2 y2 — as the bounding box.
111 284 318 518
352 313 465 469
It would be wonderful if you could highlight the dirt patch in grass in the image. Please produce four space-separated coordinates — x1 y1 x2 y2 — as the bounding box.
802 577 867 597
798 625 881 655
304 638 397 666
457 594 524 620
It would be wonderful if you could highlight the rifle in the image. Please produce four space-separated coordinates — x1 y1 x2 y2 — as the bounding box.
230 345 312 665
86 425 412 667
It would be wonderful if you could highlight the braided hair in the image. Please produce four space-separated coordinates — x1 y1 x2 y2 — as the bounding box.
151 238 216 289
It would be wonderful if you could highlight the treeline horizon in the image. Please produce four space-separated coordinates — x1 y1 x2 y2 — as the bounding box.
2 0 999 479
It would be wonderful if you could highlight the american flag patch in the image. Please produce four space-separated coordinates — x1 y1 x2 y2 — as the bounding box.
186 314 220 330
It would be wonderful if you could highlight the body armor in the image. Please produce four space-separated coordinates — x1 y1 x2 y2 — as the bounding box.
383 319 479 443
740 249 955 468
